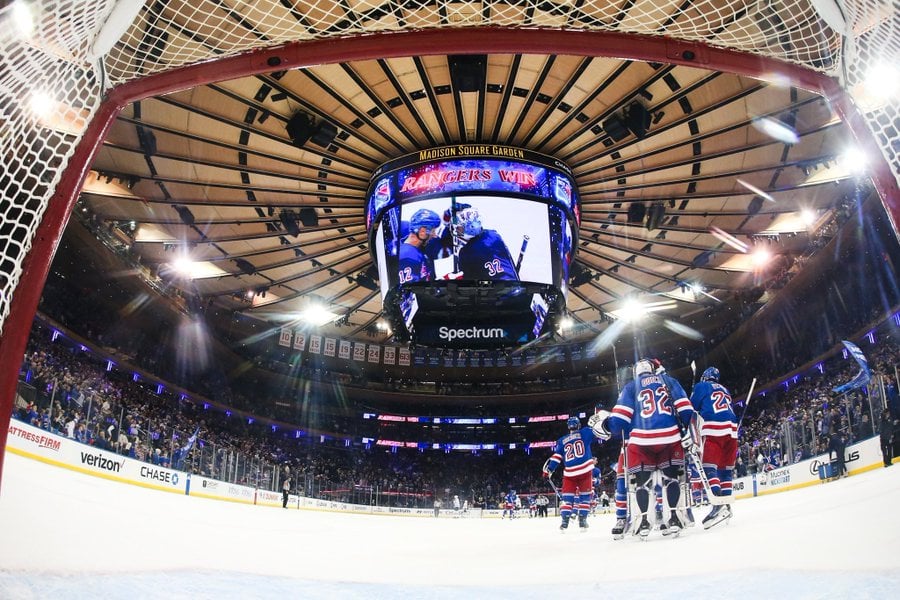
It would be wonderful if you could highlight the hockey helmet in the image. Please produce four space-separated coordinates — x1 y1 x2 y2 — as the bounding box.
701 366 720 382
567 416 580 431
409 208 441 234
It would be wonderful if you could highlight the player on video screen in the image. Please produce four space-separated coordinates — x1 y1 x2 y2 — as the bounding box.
399 209 440 283
454 204 519 281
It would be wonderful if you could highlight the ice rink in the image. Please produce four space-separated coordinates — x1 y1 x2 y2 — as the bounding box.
1 452 899 599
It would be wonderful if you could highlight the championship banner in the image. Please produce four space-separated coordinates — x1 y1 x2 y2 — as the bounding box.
309 335 322 354
383 346 396 365
443 353 454 367
293 331 306 351
455 352 467 368
497 353 507 367
278 328 292 347
511 353 522 367
324 337 336 357
339 340 351 360
353 342 366 361
398 347 410 366
367 344 380 363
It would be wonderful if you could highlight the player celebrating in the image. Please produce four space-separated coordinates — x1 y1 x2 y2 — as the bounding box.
543 415 610 531
453 204 519 281
604 358 695 538
689 366 737 528
399 208 440 283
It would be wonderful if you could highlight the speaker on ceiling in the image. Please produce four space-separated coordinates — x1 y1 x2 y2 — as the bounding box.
748 196 764 215
299 207 319 227
448 55 487 92
627 203 647 224
624 101 651 139
310 120 337 147
602 113 630 142
285 112 314 147
646 202 666 231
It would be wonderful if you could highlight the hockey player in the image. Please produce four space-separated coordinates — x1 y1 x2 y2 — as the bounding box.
599 490 611 514
502 489 517 519
453 204 519 281
543 415 610 531
689 366 737 529
603 358 695 538
399 208 440 283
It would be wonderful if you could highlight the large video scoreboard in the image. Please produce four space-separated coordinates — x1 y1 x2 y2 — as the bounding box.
366 145 580 349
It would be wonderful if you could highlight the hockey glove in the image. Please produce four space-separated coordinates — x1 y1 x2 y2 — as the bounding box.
588 410 612 440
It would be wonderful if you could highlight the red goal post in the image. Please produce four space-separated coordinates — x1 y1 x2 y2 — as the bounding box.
0 0 896 489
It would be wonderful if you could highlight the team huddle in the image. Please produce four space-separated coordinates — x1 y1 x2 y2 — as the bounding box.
398 205 519 284
543 357 738 539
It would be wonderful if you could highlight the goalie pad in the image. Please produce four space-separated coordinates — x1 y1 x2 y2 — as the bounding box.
588 410 612 440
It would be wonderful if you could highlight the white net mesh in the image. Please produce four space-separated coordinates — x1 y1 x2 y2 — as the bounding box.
0 0 897 336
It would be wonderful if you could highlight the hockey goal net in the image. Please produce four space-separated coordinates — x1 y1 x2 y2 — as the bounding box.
0 0 896 474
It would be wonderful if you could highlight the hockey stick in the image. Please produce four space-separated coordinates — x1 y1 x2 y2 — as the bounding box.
736 377 758 433
542 457 562 501
449 196 461 274
515 234 529 275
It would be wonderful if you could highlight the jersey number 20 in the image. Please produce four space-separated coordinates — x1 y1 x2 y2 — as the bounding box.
564 439 586 461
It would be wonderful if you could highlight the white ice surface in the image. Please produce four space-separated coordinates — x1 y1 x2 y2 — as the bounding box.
1 452 899 599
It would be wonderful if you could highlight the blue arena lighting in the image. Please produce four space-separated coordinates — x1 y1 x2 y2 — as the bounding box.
817 362 824 373
51 330 59 341
225 411 231 417
156 383 163 394
106 360 114 371
248 418 254 425
133 373 139 382
203 403 209 410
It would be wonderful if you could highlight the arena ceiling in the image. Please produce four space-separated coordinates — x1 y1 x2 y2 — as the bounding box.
75 26 868 356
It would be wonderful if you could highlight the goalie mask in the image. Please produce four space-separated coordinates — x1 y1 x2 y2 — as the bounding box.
454 204 483 239
633 358 656 379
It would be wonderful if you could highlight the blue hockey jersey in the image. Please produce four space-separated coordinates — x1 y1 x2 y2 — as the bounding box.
458 230 518 280
690 380 738 439
609 373 693 446
546 426 602 478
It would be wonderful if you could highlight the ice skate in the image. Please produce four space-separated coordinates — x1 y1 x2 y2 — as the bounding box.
637 516 651 539
578 515 589 531
611 518 627 540
559 518 569 532
662 512 682 537
702 505 728 530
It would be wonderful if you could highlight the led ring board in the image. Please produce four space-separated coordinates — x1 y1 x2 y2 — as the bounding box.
366 145 580 349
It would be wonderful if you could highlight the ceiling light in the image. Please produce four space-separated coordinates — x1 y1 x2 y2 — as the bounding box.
751 246 772 267
172 256 194 276
838 147 868 174
801 208 817 226
300 305 338 326
752 116 799 144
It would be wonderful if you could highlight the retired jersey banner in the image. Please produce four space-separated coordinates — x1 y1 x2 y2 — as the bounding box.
309 335 322 354
278 328 292 347
368 345 381 363
384 346 396 365
324 337 336 357
339 340 351 360
353 342 366 361
398 347 411 366
293 331 306 351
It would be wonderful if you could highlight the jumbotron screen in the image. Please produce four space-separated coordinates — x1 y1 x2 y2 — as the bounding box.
366 145 579 348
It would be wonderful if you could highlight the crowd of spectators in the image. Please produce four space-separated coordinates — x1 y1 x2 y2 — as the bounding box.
11 309 900 509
